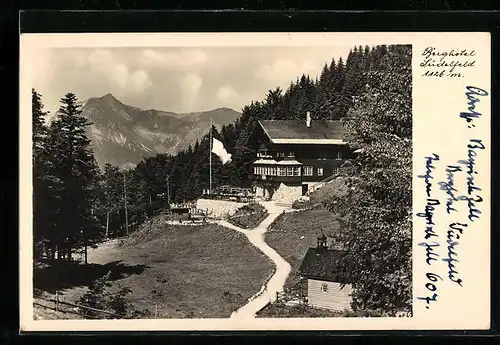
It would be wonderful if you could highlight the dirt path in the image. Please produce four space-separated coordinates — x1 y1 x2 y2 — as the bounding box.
217 201 293 319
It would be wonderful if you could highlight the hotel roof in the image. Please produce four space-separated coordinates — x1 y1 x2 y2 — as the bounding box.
258 120 346 145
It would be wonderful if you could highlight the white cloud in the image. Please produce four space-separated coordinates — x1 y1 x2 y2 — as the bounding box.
180 73 203 110
83 50 153 94
130 70 152 91
111 64 129 88
87 49 113 65
139 49 207 69
216 85 239 103
253 59 323 86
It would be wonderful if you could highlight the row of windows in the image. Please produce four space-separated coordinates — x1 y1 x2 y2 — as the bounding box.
253 166 340 177
254 166 301 176
257 150 343 159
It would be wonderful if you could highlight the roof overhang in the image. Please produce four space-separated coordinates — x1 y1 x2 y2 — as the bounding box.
271 139 347 145
275 159 303 165
253 159 278 165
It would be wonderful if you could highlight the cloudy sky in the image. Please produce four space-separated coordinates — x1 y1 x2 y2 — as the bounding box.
32 46 351 114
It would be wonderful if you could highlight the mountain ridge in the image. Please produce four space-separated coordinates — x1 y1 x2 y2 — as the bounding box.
78 94 241 169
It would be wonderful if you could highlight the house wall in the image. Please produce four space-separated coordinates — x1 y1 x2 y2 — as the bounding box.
307 278 353 312
249 123 351 183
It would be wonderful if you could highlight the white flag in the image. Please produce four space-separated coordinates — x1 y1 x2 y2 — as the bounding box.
211 137 232 164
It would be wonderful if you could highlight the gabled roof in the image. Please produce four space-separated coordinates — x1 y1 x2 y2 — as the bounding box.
258 120 346 145
298 247 348 282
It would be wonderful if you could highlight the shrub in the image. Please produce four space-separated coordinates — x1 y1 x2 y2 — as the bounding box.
227 203 268 229
77 271 136 319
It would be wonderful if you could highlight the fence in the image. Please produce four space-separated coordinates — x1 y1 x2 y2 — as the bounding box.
34 291 162 319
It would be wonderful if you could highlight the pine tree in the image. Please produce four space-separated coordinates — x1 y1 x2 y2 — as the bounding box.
46 93 101 262
32 89 53 259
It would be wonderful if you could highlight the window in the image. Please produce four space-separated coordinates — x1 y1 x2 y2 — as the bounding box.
294 167 301 176
332 167 339 175
286 167 294 176
278 167 287 176
317 167 324 176
277 152 285 158
303 166 313 176
321 283 329 293
287 151 295 157
336 151 343 160
258 149 272 158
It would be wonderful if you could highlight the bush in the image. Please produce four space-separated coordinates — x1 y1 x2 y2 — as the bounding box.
78 271 131 319
341 309 386 317
256 303 343 318
77 271 152 319
227 203 268 229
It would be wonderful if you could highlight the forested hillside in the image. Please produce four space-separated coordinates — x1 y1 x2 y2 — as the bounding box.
32 44 412 314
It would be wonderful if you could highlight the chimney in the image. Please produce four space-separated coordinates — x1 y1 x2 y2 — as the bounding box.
306 111 311 128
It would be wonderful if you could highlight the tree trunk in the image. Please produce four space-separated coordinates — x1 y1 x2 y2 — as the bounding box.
84 242 88 264
106 211 111 238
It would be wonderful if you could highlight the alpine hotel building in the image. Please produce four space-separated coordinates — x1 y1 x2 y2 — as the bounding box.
249 112 351 200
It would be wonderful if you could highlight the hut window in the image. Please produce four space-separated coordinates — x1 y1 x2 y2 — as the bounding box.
317 167 324 176
278 167 287 176
321 283 328 293
286 167 294 176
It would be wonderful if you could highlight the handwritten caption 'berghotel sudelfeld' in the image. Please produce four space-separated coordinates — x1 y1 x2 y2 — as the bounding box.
416 50 488 309
420 46 476 78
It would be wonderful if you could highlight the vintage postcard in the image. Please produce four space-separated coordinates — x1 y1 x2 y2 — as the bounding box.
19 32 490 331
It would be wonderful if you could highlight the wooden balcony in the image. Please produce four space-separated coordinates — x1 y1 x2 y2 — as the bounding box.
249 173 302 184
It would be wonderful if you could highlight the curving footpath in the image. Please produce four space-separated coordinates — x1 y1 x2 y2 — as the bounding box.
217 201 293 319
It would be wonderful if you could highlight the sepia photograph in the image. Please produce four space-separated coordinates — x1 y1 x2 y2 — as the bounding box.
28 40 413 322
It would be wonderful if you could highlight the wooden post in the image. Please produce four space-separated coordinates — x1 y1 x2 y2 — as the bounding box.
55 291 59 311
154 304 158 318
123 173 129 237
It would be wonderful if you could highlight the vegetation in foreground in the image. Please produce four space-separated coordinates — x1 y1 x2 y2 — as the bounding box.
326 45 412 314
34 220 274 319
227 203 268 229
256 302 388 318
256 303 343 318
265 208 340 289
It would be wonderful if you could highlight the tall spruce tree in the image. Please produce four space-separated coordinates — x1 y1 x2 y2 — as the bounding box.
32 89 52 259
46 93 101 262
326 45 412 314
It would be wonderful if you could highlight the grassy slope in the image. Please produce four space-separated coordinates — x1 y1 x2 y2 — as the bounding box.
265 208 340 289
34 216 274 319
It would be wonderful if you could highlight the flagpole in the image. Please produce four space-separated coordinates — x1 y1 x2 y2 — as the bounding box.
209 117 212 195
